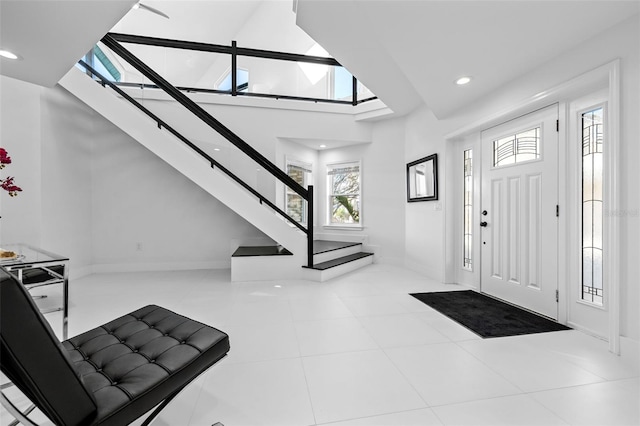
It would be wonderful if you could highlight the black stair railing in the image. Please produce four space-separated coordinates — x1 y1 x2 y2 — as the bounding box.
106 33 378 106
80 37 315 267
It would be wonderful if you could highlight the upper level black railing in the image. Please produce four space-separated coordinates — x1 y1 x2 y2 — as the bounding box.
82 34 316 267
105 32 377 106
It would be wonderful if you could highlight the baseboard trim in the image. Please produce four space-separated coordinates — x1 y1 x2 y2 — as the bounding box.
91 260 230 274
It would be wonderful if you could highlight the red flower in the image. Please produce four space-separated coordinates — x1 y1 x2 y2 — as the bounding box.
0 148 11 169
1 148 22 197
1 176 22 197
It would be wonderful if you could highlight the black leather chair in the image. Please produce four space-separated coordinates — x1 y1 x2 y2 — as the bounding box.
0 267 230 425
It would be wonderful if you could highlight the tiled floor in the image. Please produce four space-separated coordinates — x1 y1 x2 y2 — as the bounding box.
2 264 638 425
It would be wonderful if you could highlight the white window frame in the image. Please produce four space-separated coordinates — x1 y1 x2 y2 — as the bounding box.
285 158 312 226
326 160 362 228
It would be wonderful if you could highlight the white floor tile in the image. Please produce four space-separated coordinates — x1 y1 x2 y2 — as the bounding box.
302 350 426 424
340 295 414 317
432 394 569 425
190 358 315 426
223 322 300 364
458 337 605 392
224 299 293 326
417 312 482 342
385 343 522 406
295 317 379 356
318 408 442 426
520 331 640 380
290 296 355 321
358 313 450 348
4 266 635 426
531 378 640 425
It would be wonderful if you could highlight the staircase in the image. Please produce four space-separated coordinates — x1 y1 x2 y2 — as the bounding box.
59 35 375 282
303 240 374 282
231 240 374 282
59 66 306 263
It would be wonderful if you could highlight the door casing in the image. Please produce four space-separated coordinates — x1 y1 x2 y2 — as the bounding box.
444 60 621 353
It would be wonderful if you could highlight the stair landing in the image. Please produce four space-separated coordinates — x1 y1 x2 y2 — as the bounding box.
232 245 292 257
231 240 373 282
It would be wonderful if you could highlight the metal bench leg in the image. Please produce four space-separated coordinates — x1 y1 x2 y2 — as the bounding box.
1 391 38 426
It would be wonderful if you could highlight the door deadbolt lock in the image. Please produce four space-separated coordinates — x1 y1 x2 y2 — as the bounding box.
482 210 488 216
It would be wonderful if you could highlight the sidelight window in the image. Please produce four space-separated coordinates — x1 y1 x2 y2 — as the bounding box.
581 107 604 306
463 149 473 270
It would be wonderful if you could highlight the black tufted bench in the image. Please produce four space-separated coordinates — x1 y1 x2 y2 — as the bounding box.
0 267 230 425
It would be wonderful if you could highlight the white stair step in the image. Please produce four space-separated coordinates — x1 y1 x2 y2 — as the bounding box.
303 252 374 282
313 240 363 264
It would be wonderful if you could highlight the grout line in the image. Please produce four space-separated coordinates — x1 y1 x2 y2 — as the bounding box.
288 299 319 426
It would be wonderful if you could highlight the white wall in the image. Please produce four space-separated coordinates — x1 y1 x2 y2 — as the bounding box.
89 113 268 271
0 75 269 276
402 16 639 340
0 78 94 274
403 107 446 280
39 86 95 272
318 117 406 265
0 76 43 247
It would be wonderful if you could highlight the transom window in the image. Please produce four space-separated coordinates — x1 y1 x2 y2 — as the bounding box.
493 126 540 167
327 161 361 225
581 107 604 306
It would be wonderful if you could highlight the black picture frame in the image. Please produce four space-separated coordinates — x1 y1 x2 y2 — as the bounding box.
407 154 438 202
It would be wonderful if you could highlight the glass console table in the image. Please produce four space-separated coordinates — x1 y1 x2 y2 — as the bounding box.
1 244 69 339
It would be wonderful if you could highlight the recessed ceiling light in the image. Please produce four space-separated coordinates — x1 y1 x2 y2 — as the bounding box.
456 76 472 85
0 49 20 60
319 144 327 148
213 148 220 151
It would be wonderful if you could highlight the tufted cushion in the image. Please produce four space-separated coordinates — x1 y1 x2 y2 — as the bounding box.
61 305 229 425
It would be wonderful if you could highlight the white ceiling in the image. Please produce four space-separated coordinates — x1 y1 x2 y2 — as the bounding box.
296 0 639 118
110 1 263 43
2 0 637 119
0 0 136 87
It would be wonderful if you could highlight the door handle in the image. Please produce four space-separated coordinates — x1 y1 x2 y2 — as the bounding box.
480 221 488 227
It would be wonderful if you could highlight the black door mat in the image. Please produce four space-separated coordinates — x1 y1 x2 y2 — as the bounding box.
410 290 570 338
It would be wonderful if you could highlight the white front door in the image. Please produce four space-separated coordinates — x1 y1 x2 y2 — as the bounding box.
481 104 559 319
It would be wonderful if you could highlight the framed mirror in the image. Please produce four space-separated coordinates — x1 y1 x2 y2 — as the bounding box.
407 154 438 202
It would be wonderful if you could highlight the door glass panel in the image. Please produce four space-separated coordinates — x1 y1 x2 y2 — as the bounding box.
493 127 541 167
581 107 604 306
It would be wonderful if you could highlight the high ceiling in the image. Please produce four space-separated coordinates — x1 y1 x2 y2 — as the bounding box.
110 1 263 44
0 0 136 87
2 0 638 119
296 0 640 118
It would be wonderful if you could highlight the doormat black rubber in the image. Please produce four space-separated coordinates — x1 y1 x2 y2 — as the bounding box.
410 290 570 338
